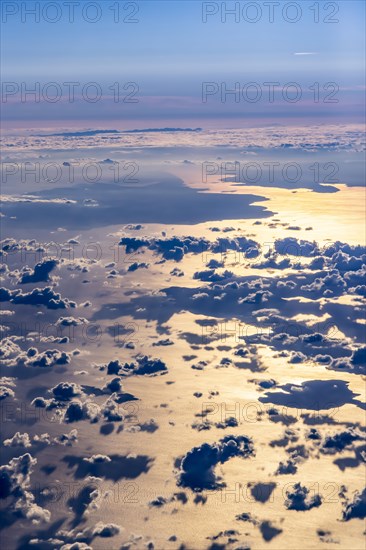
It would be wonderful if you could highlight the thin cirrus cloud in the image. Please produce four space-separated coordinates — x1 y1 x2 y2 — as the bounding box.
294 52 319 55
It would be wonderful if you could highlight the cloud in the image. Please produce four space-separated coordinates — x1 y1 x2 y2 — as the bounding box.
0 286 76 309
178 435 255 490
276 459 298 475
0 453 50 523
285 483 322 511
54 429 79 446
56 316 88 327
0 383 15 400
46 377 75 396
61 544 93 550
321 429 364 454
127 262 149 272
120 234 259 263
92 522 122 537
129 356 168 376
274 237 317 257
0 338 71 368
64 400 98 423
4 432 32 448
342 488 366 520
19 259 58 284
103 377 123 394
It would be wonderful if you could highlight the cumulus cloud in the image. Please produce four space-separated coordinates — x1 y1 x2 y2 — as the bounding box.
129 356 168 376
0 338 71 368
285 483 322 511
0 453 50 523
0 286 76 309
178 435 255 490
127 262 149 272
4 432 32 448
92 522 122 537
63 400 99 423
342 488 366 520
52 382 82 401
321 429 364 454
0 385 15 400
119 234 259 263
19 259 58 284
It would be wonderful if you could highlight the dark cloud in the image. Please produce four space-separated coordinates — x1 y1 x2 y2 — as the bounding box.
342 488 366 520
0 453 50 523
178 435 255 490
52 382 81 401
0 286 75 309
285 483 322 511
322 429 364 454
19 260 58 284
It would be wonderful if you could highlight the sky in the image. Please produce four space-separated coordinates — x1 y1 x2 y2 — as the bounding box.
1 4 366 550
1 0 365 125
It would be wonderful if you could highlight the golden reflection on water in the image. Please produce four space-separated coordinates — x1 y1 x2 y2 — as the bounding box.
251 184 366 245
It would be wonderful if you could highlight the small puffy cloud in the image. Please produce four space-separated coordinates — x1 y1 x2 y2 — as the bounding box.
52 382 81 401
92 522 122 537
4 432 32 448
342 488 366 520
0 385 15 400
274 237 317 257
0 453 50 523
103 377 123 393
321 429 363 454
275 459 297 475
127 262 149 272
19 259 58 284
54 429 79 446
285 482 322 511
106 360 122 375
63 400 98 423
0 286 76 309
131 356 168 376
84 455 112 464
56 316 88 327
178 435 255 490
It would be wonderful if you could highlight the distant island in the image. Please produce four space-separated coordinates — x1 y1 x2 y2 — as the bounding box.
35 128 203 137
123 127 202 133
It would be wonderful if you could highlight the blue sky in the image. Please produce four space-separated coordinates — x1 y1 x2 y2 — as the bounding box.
1 0 365 125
